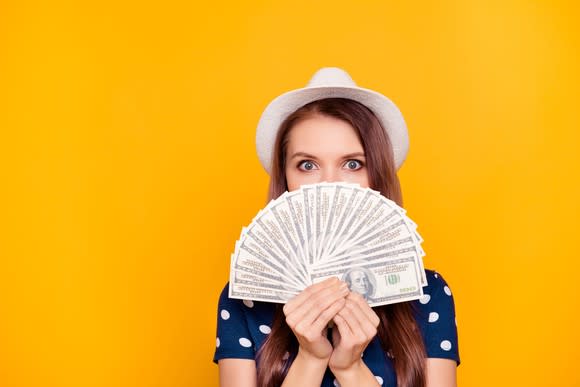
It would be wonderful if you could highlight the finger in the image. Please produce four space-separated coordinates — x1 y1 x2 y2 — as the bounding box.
336 299 364 339
343 296 379 340
332 313 353 342
296 286 348 328
289 282 349 329
347 292 380 328
309 297 346 334
283 277 340 316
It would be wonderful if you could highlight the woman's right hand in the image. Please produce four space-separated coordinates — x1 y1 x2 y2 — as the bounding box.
282 277 349 361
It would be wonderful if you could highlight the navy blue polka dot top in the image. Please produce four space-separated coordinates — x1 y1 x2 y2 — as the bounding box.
214 269 460 386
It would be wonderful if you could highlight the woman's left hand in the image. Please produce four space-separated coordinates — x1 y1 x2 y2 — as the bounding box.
328 292 381 373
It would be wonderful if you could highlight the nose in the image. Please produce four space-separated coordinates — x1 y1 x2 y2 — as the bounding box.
321 168 341 183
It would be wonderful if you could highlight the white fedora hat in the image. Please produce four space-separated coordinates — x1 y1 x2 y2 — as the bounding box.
255 67 409 174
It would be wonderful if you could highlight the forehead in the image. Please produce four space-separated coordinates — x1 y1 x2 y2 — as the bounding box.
286 114 364 154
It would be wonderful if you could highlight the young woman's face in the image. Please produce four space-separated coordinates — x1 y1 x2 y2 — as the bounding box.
285 114 370 191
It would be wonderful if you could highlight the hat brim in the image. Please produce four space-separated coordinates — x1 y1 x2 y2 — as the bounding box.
256 85 409 174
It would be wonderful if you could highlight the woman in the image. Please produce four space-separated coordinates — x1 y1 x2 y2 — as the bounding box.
214 68 459 387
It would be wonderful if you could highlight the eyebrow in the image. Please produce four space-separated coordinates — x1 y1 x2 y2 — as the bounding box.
288 151 366 160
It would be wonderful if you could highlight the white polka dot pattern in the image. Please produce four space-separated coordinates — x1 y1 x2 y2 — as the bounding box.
440 340 452 351
239 337 252 348
428 312 439 323
214 270 459 383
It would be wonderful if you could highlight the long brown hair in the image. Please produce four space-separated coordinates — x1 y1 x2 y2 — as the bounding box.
257 98 426 387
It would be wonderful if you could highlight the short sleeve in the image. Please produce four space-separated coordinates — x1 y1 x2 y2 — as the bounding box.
415 270 460 365
213 282 256 363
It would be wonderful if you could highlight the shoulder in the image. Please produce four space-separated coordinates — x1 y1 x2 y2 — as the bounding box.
414 269 457 326
214 282 255 362
213 283 271 363
214 282 277 363
216 282 258 316
217 282 232 304
413 269 460 364
415 268 457 317
422 269 455 298
215 282 277 331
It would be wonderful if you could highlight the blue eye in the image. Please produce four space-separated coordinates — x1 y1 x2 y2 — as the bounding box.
298 160 317 171
345 160 363 170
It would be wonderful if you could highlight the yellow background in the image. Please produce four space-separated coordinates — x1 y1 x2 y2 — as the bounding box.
1 1 578 386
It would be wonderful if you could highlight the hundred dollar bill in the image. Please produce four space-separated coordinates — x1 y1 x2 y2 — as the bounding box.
314 183 339 262
330 206 401 258
229 282 296 304
314 233 417 269
302 185 317 265
363 191 427 286
374 191 425 252
311 244 422 275
314 184 324 263
231 269 302 293
229 182 428 304
267 193 310 278
284 191 308 267
310 256 423 307
329 188 375 255
328 215 419 265
333 230 426 288
318 183 357 262
232 239 306 288
312 237 426 287
334 191 388 253
365 202 427 286
249 210 310 285
324 186 367 257
240 226 306 284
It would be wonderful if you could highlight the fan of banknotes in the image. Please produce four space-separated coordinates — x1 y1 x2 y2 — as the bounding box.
229 182 427 307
